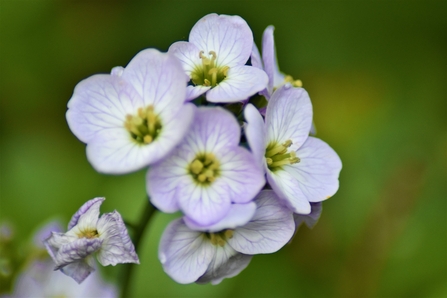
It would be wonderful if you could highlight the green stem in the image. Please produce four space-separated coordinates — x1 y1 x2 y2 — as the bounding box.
120 201 157 298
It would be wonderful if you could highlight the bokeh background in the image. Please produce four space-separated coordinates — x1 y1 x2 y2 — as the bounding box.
1 1 446 297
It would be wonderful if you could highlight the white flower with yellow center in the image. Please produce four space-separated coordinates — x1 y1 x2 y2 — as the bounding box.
244 85 342 214
168 13 268 103
66 49 194 174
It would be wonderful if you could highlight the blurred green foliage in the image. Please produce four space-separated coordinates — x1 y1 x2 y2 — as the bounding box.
1 0 446 297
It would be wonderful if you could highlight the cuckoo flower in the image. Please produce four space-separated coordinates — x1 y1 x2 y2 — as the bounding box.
168 13 268 102
244 85 342 214
44 198 139 283
251 26 303 99
158 190 295 284
147 107 264 226
66 49 194 174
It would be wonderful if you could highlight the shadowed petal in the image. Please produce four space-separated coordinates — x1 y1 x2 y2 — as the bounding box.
267 170 311 214
189 14 253 68
251 43 263 70
294 202 323 229
228 190 295 254
54 238 102 269
184 202 256 232
196 246 252 285
266 86 313 151
285 136 342 202
244 104 267 170
159 219 215 284
96 212 139 266
60 257 96 284
66 74 143 143
186 85 211 101
206 65 268 103
67 197 104 231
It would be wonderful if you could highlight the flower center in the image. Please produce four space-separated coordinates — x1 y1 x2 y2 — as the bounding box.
77 229 99 239
205 230 234 247
189 153 220 185
124 105 162 145
265 139 300 171
191 51 229 87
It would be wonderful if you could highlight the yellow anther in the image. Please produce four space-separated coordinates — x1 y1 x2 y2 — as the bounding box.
124 105 162 145
190 159 204 175
294 79 303 87
198 174 207 182
283 140 292 147
204 79 211 86
143 135 153 144
221 66 229 77
266 157 273 165
137 107 145 118
224 230 234 239
209 51 217 60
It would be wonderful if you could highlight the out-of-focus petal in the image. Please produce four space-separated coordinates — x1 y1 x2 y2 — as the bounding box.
285 137 342 202
228 190 295 254
265 86 313 151
206 65 268 103
189 13 253 68
96 212 139 266
159 219 215 284
267 170 311 214
184 202 256 232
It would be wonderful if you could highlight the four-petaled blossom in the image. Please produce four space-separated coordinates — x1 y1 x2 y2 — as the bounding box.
148 107 265 226
158 190 295 284
244 85 342 214
66 49 194 174
169 13 268 103
44 198 139 284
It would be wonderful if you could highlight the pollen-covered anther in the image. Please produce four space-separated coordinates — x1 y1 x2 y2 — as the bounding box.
189 153 220 185
207 229 234 247
124 105 162 145
191 50 230 87
78 229 99 239
265 139 300 170
284 75 303 87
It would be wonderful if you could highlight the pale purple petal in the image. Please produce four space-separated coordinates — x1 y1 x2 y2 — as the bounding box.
33 221 63 248
184 202 256 232
262 25 275 95
96 211 139 266
60 257 96 284
54 237 102 269
251 43 263 70
186 85 210 101
44 232 76 262
168 41 202 76
284 136 342 202
178 181 232 226
86 103 194 174
217 146 265 203
67 197 104 230
196 246 252 285
66 74 143 143
228 190 295 254
121 49 187 112
294 202 323 229
267 170 311 214
189 14 253 68
159 219 215 284
265 85 313 151
206 65 268 103
244 104 267 170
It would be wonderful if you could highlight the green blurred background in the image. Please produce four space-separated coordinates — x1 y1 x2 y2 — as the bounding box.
1 0 446 297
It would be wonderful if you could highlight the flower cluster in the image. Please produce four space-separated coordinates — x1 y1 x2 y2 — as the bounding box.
57 13 342 285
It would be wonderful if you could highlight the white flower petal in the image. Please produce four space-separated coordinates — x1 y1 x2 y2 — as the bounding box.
189 14 253 68
267 169 311 214
196 246 252 285
206 65 268 103
67 197 105 231
244 104 267 170
66 74 143 143
251 43 263 70
228 190 295 254
265 85 313 151
285 137 342 202
168 41 202 76
159 219 215 284
184 202 257 232
186 85 211 101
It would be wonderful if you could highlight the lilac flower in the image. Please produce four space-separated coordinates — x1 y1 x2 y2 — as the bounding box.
9 259 117 298
147 107 265 226
44 198 139 283
251 26 302 99
158 190 295 284
244 85 342 214
66 49 194 174
168 13 268 103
